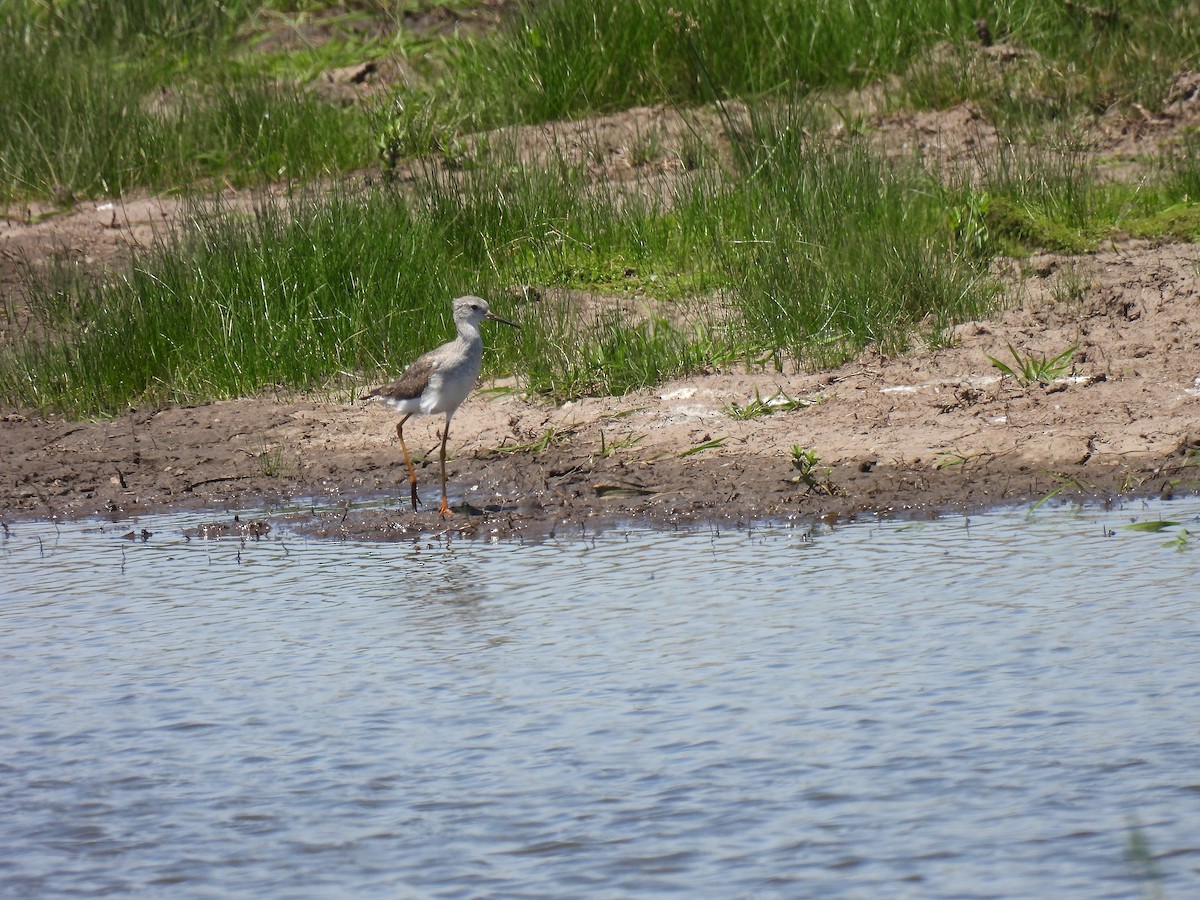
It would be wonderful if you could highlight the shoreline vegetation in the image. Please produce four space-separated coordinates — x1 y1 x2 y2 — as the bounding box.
2 1 1200 530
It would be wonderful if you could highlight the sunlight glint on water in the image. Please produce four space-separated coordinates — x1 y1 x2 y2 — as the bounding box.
1 500 1199 897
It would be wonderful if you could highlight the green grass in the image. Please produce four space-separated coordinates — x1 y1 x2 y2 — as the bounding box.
2 156 717 411
0 1 379 201
987 343 1078 386
904 1 1200 124
519 310 722 400
12 95 1200 416
712 113 994 366
9 0 1200 201
4 187 471 411
936 130 1200 255
463 0 956 122
378 0 1200 158
788 444 838 494
1 118 999 415
725 388 817 420
456 0 1186 125
10 2 1200 417
24 0 256 50
491 423 581 455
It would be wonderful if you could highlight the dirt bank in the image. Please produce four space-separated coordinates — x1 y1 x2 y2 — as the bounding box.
3 238 1198 538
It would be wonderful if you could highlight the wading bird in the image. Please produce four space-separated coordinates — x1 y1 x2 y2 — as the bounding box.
364 295 518 516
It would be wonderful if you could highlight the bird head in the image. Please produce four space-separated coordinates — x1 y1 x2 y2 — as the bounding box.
453 295 519 329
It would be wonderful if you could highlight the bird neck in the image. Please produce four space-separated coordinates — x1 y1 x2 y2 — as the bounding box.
454 319 483 346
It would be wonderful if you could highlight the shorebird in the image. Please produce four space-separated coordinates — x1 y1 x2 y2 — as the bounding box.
364 295 518 516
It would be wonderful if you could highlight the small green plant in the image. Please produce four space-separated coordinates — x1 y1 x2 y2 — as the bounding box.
725 387 818 420
791 445 819 472
789 445 837 494
1123 519 1194 551
492 424 581 455
1122 520 1182 533
1051 265 1092 307
596 431 645 459
251 442 295 478
1028 474 1090 514
675 436 727 458
1162 528 1194 552
628 127 664 167
934 449 994 470
601 406 651 420
374 94 467 173
988 343 1078 386
949 189 992 258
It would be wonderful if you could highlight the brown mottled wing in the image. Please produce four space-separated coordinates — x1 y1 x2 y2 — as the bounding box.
365 354 435 402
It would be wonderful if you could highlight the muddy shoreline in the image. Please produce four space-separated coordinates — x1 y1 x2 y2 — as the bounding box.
3 354 1197 541
284 454 1194 543
1 413 1193 541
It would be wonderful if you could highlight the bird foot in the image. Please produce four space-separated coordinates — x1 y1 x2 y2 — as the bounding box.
438 499 454 517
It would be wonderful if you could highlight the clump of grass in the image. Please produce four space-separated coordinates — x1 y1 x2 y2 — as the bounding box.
13 2 1200 423
519 311 718 401
710 114 994 367
1161 128 1200 202
988 343 1077 386
973 133 1103 252
11 0 1200 206
901 2 1200 129
1 147 727 413
596 431 646 459
253 442 297 478
0 2 376 201
2 186 504 412
940 135 1200 254
725 387 817 420
381 0 1200 166
453 0 1033 129
28 0 256 52
1027 473 1092 514
675 436 727 458
947 188 995 259
1050 265 1092 307
492 424 581 455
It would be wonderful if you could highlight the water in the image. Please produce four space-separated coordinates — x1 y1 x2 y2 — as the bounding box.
2 500 1199 898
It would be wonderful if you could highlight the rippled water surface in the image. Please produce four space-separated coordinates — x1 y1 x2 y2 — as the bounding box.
2 500 1200 897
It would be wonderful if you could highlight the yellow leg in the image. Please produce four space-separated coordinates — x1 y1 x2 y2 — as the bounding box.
438 416 453 517
396 414 419 512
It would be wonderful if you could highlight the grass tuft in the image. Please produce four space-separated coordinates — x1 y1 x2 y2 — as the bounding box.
987 343 1077 386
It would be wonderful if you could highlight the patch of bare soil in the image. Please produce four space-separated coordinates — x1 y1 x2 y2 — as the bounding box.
4 80 1200 538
